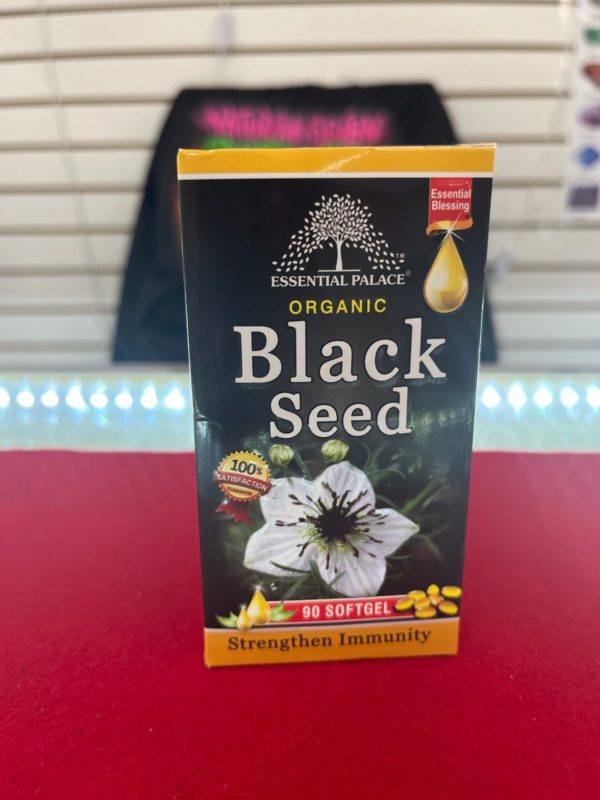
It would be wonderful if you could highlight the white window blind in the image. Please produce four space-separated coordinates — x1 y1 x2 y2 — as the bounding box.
2 0 597 370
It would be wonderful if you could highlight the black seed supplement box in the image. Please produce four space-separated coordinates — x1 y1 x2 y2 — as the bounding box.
177 145 495 667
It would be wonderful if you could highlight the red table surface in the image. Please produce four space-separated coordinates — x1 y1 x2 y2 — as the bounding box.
2 450 599 799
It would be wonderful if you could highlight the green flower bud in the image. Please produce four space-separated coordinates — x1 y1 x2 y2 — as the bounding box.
269 444 295 467
321 439 349 463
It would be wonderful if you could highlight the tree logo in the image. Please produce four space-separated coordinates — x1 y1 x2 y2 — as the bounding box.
273 193 404 274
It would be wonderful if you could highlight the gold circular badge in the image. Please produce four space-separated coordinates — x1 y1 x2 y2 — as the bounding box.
214 450 272 502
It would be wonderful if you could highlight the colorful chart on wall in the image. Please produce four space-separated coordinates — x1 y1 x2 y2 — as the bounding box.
565 0 600 218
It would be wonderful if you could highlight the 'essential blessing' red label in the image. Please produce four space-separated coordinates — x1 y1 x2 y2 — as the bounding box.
429 177 473 226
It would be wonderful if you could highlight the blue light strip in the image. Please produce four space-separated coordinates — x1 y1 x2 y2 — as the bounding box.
478 381 597 412
0 380 597 413
0 374 598 452
1 382 189 413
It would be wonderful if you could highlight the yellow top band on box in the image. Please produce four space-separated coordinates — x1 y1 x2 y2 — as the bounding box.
177 145 496 178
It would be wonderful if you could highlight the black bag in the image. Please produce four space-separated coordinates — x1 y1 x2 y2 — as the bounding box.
114 85 496 363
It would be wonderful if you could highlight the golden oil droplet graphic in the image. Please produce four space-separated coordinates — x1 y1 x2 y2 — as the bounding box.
236 605 253 631
247 588 271 626
423 233 469 313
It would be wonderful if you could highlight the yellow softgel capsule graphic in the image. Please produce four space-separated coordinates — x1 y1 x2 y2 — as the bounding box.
414 599 431 611
427 583 440 596
441 586 462 599
438 600 459 616
429 594 444 607
408 590 426 601
247 588 271 626
394 596 414 612
423 234 469 313
415 606 437 619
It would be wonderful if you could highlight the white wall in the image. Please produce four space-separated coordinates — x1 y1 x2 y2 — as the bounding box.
1 0 598 369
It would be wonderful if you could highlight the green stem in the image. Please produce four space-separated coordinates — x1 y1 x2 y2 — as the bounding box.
400 481 440 516
308 560 343 597
366 467 406 485
376 493 401 512
347 438 371 469
427 522 451 539
293 450 312 480
282 572 311 601
363 439 393 473
327 571 346 589
269 561 310 574
421 487 447 509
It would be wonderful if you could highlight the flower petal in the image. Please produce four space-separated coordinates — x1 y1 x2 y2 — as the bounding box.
260 476 315 524
315 546 386 597
244 522 316 576
364 508 419 555
314 461 376 510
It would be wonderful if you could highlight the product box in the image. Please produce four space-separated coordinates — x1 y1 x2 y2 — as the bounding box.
178 145 495 667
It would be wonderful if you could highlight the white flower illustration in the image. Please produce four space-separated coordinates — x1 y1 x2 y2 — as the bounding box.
244 461 419 597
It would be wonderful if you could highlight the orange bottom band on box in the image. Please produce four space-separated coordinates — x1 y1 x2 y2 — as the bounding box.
205 617 460 666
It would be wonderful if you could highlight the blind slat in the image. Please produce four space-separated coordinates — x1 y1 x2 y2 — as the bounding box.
0 186 568 227
0 51 571 105
0 145 567 191
2 0 573 10
0 275 120 305
3 270 599 308
0 309 594 345
488 272 600 304
2 228 597 269
0 0 584 372
0 99 569 148
3 4 569 57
